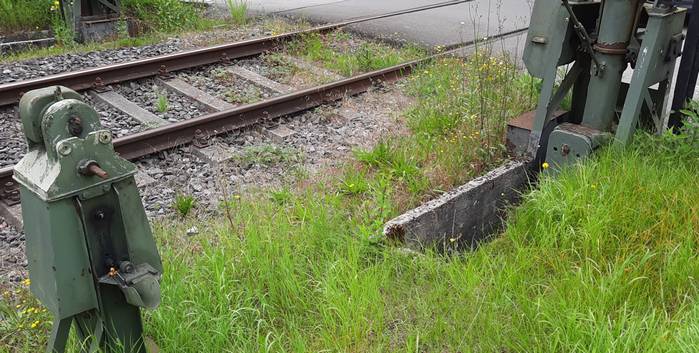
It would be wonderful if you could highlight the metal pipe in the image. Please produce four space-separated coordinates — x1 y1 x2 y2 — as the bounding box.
581 0 641 131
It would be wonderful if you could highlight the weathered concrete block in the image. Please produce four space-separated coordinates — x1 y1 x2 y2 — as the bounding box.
193 145 236 165
158 77 235 112
0 202 22 230
135 169 157 188
383 161 531 251
266 125 296 143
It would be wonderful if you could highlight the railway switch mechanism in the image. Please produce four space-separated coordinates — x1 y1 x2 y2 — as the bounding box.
519 0 694 170
14 86 162 353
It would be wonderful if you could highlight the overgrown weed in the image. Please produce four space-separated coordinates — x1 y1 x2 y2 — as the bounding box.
0 0 51 33
287 31 425 76
173 194 196 217
225 0 248 25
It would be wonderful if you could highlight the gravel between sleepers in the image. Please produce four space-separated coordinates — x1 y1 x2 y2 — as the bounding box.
114 78 209 123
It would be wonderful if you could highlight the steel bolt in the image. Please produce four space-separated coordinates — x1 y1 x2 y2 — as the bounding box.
561 144 570 156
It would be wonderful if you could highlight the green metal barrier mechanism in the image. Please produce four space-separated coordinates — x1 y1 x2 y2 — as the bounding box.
14 86 162 353
523 0 686 171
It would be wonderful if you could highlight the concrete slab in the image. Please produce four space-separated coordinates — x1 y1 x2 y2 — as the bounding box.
383 161 531 251
193 144 237 165
228 66 294 94
158 77 235 112
0 202 22 230
90 90 169 128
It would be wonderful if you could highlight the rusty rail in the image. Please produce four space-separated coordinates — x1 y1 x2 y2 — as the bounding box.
0 55 431 198
0 0 471 107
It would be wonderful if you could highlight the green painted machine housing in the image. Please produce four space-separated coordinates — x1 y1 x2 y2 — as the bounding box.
523 0 600 78
522 0 686 171
14 86 162 352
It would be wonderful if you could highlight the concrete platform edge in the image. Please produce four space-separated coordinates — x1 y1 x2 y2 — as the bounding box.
383 160 532 251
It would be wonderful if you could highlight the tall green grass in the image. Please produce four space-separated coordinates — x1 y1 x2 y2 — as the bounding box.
9 56 698 352
288 31 425 77
121 0 209 33
225 0 248 25
140 129 699 352
0 0 51 34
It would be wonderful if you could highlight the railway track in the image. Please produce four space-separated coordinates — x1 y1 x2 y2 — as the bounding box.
0 0 471 107
0 0 526 232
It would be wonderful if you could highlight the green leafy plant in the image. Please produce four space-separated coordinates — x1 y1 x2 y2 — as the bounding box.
173 194 196 217
51 14 75 47
225 0 248 25
156 92 169 113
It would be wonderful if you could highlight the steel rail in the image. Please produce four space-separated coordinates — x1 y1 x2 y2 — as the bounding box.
0 56 431 192
0 0 470 107
0 23 528 198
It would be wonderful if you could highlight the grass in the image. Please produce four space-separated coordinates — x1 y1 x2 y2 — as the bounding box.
1 14 697 346
224 85 263 105
155 92 169 113
121 0 211 34
173 194 196 217
0 0 51 34
287 31 426 77
225 0 249 25
139 128 699 352
234 144 303 168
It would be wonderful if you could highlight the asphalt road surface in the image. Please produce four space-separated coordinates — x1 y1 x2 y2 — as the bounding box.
237 0 532 48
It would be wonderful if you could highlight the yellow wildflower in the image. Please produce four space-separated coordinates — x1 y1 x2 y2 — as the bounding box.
22 278 30 286
542 162 550 170
31 320 40 329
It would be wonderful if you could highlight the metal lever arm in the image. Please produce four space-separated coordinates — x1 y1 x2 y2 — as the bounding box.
561 0 601 69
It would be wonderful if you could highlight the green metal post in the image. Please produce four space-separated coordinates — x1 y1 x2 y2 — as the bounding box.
616 7 686 144
580 0 641 131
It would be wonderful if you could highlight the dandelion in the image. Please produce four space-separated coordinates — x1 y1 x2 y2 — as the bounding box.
21 278 30 286
542 162 550 170
31 320 40 329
